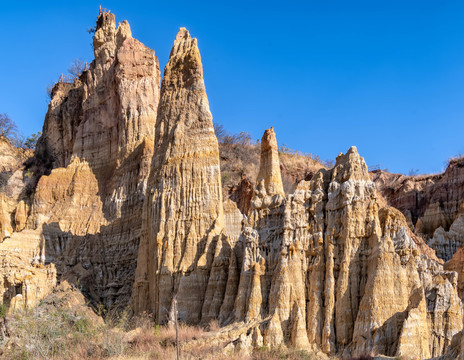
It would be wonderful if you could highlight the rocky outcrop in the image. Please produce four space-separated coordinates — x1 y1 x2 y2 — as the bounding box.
218 135 325 215
133 28 225 323
0 137 34 243
0 251 56 311
136 107 462 357
0 9 462 360
372 158 464 260
225 145 461 358
256 127 285 197
444 221 464 299
33 12 160 310
0 11 160 311
38 13 159 170
430 214 464 261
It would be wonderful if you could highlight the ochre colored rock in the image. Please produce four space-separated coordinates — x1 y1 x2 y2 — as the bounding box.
0 10 462 360
431 213 464 262
257 127 285 197
0 197 12 239
16 11 161 310
0 251 56 311
133 27 225 324
226 145 461 358
14 201 28 232
372 158 464 261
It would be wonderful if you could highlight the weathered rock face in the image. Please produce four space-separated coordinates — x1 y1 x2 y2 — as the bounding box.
372 159 464 260
0 251 56 311
38 13 159 171
133 98 462 357
34 13 159 310
218 135 325 216
430 213 464 262
256 127 285 197
444 220 464 300
133 28 225 324
1 10 463 359
0 12 160 311
222 145 461 358
0 138 34 242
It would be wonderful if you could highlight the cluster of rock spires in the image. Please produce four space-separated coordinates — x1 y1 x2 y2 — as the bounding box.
1 10 464 359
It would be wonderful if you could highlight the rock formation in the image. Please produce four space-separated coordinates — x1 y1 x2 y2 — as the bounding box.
222 145 461 358
132 27 225 324
0 9 463 360
31 11 160 310
0 11 160 311
430 213 464 261
372 158 464 261
256 127 285 197
0 251 56 311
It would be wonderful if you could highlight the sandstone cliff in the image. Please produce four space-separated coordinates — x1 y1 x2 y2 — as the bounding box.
133 27 225 324
0 9 463 360
226 144 462 358
372 158 464 261
0 11 160 311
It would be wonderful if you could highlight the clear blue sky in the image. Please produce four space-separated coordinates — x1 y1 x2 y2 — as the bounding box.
1 1 464 174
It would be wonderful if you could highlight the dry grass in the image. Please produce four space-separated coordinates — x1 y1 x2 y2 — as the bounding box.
3 307 333 360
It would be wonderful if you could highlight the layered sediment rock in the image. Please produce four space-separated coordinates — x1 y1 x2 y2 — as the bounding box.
256 127 285 197
0 9 462 359
133 28 225 323
444 218 464 299
0 11 160 310
372 159 464 260
430 214 464 262
0 251 56 311
225 145 461 358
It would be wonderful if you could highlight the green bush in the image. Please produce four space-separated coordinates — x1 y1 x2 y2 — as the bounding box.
0 303 8 317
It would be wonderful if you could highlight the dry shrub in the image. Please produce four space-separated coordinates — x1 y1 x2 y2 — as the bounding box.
3 304 334 360
132 311 154 330
343 355 373 360
156 323 205 346
128 328 172 359
4 308 101 360
253 347 325 360
207 319 220 332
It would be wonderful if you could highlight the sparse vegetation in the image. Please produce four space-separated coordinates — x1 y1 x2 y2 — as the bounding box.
0 113 42 150
0 113 19 143
24 131 41 150
68 58 88 79
2 303 334 360
408 168 420 176
0 304 8 318
447 153 464 167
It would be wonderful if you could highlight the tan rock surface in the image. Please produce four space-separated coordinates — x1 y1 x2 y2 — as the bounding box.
218 135 324 215
256 127 285 197
0 251 56 311
430 213 464 262
372 158 464 260
0 10 462 360
225 144 461 358
133 27 225 323
3 11 162 311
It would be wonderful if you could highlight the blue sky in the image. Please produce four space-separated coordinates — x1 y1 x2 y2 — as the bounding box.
1 1 464 174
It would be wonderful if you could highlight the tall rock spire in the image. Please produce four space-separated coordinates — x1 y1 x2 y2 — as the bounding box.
31 10 161 310
257 127 285 197
133 28 224 323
